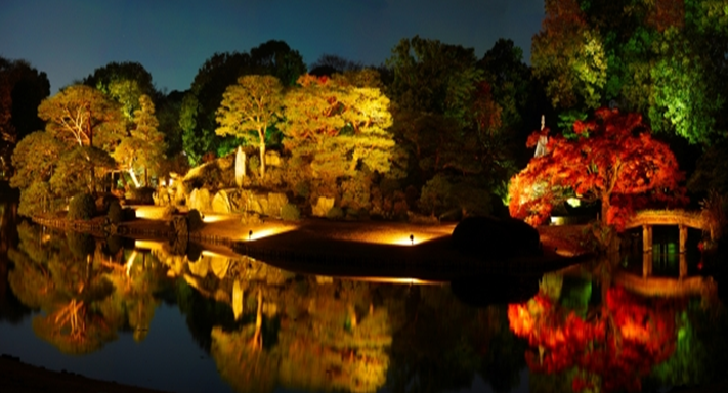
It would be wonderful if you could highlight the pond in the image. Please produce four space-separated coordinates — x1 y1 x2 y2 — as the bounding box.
1 201 727 393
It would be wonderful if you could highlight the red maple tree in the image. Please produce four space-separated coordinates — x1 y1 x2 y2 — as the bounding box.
509 107 686 229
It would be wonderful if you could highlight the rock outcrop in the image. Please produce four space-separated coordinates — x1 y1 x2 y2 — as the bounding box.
452 216 542 260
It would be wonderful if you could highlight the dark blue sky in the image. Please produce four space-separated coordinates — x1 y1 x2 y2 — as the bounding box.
1 0 544 93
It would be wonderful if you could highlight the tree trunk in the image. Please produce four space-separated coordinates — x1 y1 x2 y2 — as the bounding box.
601 194 610 226
259 142 266 179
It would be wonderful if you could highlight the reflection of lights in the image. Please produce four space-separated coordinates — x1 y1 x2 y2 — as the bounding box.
342 276 446 285
201 250 230 259
126 250 138 276
133 207 156 219
134 240 163 251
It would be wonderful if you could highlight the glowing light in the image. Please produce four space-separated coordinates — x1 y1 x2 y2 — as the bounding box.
341 276 446 285
242 225 298 241
550 216 566 225
134 240 163 251
202 214 228 223
566 198 581 208
385 233 439 246
201 250 232 259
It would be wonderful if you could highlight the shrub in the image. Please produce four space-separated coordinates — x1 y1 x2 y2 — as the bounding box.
108 200 123 223
326 206 344 220
122 207 136 221
187 209 204 231
281 203 301 221
18 181 53 217
162 205 178 221
127 186 156 205
249 155 260 177
68 192 96 221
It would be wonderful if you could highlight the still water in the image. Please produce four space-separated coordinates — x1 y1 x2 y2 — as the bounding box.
1 203 727 393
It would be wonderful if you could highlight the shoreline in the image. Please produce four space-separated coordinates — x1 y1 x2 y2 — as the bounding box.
0 354 170 393
33 206 595 279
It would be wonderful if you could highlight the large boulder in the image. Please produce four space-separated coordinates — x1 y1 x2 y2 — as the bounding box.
267 192 288 217
452 216 542 260
188 188 212 212
312 196 335 217
212 189 232 213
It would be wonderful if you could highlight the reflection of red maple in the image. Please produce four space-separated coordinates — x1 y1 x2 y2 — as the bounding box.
509 108 686 230
508 287 681 392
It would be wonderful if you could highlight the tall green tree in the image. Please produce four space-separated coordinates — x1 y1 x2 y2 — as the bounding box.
181 41 306 166
114 94 166 186
216 75 284 178
531 0 728 145
82 61 156 119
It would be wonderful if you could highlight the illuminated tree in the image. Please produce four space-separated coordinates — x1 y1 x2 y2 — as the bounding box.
216 75 284 178
531 0 607 110
181 41 305 166
9 131 62 189
83 61 155 116
282 73 394 180
509 108 686 229
114 94 165 186
39 84 124 150
532 0 728 145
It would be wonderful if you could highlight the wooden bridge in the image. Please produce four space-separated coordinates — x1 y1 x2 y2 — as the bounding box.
624 210 713 278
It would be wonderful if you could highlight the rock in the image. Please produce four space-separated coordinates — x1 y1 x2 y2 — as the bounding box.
452 216 542 260
235 147 246 187
188 188 212 212
265 150 282 167
174 181 187 206
212 189 231 213
267 192 288 218
312 196 335 217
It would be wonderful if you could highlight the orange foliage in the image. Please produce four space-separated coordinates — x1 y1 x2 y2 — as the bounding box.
509 108 686 229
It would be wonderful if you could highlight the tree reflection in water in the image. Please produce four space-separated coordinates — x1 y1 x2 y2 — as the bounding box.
10 221 728 392
508 261 727 392
7 222 172 353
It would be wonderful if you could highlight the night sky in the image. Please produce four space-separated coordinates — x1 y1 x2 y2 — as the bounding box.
1 0 544 93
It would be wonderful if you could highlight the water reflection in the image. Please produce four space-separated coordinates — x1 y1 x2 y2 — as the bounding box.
507 259 727 392
1 216 727 393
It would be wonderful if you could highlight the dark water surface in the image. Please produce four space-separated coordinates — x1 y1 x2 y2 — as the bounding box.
1 202 727 393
